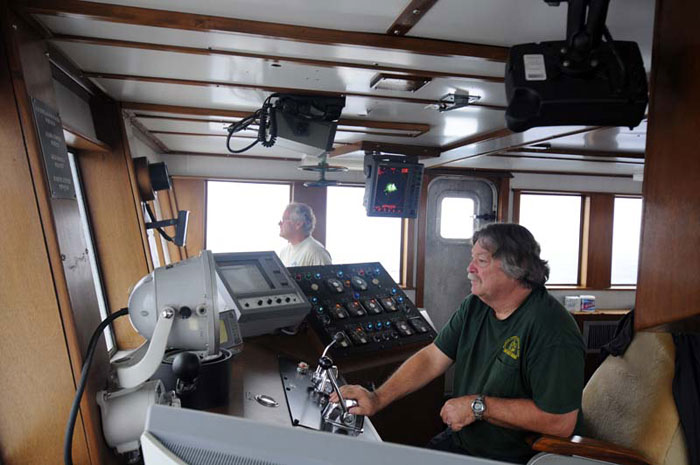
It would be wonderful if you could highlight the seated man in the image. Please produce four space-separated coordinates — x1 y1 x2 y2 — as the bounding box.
279 202 332 267
335 223 584 464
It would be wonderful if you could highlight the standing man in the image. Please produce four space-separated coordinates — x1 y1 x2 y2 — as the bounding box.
279 202 332 267
334 223 584 464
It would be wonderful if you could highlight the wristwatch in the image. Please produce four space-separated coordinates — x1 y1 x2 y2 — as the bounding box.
471 395 486 420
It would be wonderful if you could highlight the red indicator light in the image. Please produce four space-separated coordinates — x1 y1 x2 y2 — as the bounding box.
401 168 409 174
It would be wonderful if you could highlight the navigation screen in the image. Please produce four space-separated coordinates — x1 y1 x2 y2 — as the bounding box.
218 262 272 294
372 166 411 215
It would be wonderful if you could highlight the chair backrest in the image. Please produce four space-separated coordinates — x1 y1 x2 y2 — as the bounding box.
581 332 688 465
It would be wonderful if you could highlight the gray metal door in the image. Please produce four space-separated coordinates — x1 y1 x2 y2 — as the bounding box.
423 176 497 334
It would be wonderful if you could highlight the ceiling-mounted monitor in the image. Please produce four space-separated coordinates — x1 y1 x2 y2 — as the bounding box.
363 154 424 218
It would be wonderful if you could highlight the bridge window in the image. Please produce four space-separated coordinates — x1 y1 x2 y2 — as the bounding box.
518 193 583 285
206 180 291 253
611 197 643 285
326 186 402 282
439 196 475 240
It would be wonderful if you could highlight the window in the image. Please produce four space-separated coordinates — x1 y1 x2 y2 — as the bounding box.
439 196 475 240
68 152 115 352
518 193 582 285
206 181 291 253
611 197 643 285
326 186 402 282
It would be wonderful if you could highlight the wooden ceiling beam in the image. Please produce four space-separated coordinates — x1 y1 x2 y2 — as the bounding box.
88 72 506 110
24 0 509 62
328 141 442 158
123 102 431 135
361 141 441 157
166 151 303 162
51 34 505 84
442 127 513 152
330 142 362 157
387 0 439 36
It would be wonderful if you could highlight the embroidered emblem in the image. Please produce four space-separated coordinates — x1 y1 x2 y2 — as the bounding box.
503 336 521 360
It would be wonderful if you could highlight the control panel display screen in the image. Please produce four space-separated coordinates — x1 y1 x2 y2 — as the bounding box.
372 166 412 215
218 262 272 294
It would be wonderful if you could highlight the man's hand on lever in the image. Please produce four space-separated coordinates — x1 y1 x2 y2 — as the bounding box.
329 343 453 418
330 385 382 416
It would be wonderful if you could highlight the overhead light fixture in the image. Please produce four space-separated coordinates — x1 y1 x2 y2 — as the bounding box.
426 92 481 112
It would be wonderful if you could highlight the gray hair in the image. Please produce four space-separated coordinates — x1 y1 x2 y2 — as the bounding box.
472 223 549 288
286 202 316 236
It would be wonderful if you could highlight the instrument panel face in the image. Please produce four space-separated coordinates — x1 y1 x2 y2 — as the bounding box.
287 263 436 358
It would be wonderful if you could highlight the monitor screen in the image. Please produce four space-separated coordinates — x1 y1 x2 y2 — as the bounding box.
364 155 423 218
217 261 273 294
371 165 414 215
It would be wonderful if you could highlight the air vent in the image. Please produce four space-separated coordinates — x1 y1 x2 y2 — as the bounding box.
370 73 431 92
582 321 620 354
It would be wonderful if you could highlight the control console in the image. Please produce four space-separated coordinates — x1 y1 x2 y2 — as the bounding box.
287 262 436 358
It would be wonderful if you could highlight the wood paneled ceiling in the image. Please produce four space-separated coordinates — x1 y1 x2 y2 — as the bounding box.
19 0 654 176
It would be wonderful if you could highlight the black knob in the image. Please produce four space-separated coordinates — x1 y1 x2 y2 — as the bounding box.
172 352 201 383
179 306 192 319
318 355 334 369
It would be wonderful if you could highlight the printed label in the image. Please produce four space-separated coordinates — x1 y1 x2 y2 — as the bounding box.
523 54 547 81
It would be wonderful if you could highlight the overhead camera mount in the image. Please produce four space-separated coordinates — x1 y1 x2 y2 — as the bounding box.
504 0 648 132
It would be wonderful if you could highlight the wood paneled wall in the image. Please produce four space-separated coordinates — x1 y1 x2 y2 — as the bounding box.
635 0 700 330
580 194 614 288
0 8 96 464
77 134 150 349
172 177 207 258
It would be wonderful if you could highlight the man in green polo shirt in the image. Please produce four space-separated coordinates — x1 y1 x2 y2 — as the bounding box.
335 223 584 463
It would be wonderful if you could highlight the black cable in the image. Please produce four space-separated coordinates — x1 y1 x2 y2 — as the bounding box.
144 202 174 243
603 26 627 89
226 93 279 153
64 308 129 465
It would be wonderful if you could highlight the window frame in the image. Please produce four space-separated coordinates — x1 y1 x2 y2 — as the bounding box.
514 189 641 290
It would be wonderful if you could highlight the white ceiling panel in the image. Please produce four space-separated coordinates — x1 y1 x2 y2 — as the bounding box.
157 133 307 158
51 41 507 105
36 15 507 77
137 118 236 134
133 116 421 140
412 0 656 69
539 124 648 153
444 153 643 177
103 78 507 146
88 0 406 33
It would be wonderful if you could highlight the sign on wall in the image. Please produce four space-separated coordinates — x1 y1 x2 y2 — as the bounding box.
30 97 75 199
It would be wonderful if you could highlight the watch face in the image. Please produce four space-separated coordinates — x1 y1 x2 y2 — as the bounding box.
473 400 485 413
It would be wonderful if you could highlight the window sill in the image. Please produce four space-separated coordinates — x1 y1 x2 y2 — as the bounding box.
546 285 637 292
